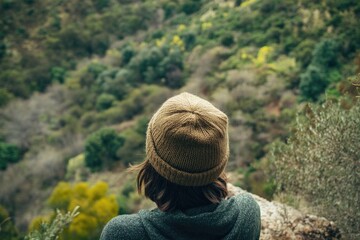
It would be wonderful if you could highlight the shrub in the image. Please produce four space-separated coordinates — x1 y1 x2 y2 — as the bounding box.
181 31 196 50
0 141 21 170
181 0 202 15
77 63 107 88
220 33 235 47
299 39 341 102
159 48 184 88
120 44 135 65
95 93 116 111
117 179 154 215
65 154 89 181
26 207 79 240
311 39 339 68
299 65 328 102
0 205 20 240
163 1 178 19
129 46 163 83
50 67 67 84
291 39 316 68
0 70 29 98
43 181 117 240
270 100 360 238
84 128 125 171
94 68 133 100
128 46 184 88
117 117 147 164
93 0 110 11
235 0 243 7
0 88 13 107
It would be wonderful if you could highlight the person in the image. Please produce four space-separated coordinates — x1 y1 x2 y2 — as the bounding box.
100 92 261 240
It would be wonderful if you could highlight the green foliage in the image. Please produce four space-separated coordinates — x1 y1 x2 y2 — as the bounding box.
96 68 133 99
121 44 135 65
0 88 13 107
50 67 67 84
220 33 235 47
51 24 110 57
162 1 179 19
65 154 89 181
84 128 125 171
26 206 80 240
299 65 328 102
116 178 154 215
0 141 21 170
181 0 203 15
235 0 243 7
0 205 20 240
291 39 316 68
300 39 341 101
44 181 118 240
0 70 28 98
92 0 110 11
311 39 339 68
76 63 108 89
96 93 116 111
128 45 184 88
117 117 147 164
181 31 196 50
117 179 136 214
240 158 276 200
270 100 360 238
0 0 158 98
93 85 159 127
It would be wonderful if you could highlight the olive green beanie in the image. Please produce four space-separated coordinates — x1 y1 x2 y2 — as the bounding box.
146 92 229 186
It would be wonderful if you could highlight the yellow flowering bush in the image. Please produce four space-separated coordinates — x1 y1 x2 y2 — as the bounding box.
171 35 185 50
177 24 186 32
240 0 257 8
155 37 166 47
252 46 274 66
32 181 119 240
201 22 212 31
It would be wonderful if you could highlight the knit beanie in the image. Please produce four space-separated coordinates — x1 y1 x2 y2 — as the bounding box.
146 92 229 186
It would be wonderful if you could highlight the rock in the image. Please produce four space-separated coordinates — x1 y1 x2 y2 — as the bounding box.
227 184 341 240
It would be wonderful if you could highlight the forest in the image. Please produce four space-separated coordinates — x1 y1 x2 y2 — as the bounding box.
0 0 359 239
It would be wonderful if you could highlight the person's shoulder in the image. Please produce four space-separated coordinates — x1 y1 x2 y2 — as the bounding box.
232 193 261 221
100 213 146 240
232 193 261 239
233 193 259 209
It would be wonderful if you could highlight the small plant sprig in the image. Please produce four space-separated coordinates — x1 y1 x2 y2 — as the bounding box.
349 73 360 98
25 206 80 240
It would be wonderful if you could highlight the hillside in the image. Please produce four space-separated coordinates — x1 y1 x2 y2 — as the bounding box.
0 0 359 239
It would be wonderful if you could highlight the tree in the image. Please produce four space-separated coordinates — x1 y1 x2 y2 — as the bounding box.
299 65 328 102
311 39 339 67
84 128 125 171
299 39 340 101
270 99 360 239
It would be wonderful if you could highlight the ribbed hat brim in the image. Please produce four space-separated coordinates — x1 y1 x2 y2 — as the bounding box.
146 126 229 186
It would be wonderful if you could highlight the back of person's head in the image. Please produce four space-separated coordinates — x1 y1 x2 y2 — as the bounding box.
131 92 229 211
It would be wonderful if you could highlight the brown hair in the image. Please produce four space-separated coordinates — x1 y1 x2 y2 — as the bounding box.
130 160 228 212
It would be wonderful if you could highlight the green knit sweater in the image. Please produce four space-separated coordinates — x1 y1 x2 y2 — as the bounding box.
100 193 261 240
